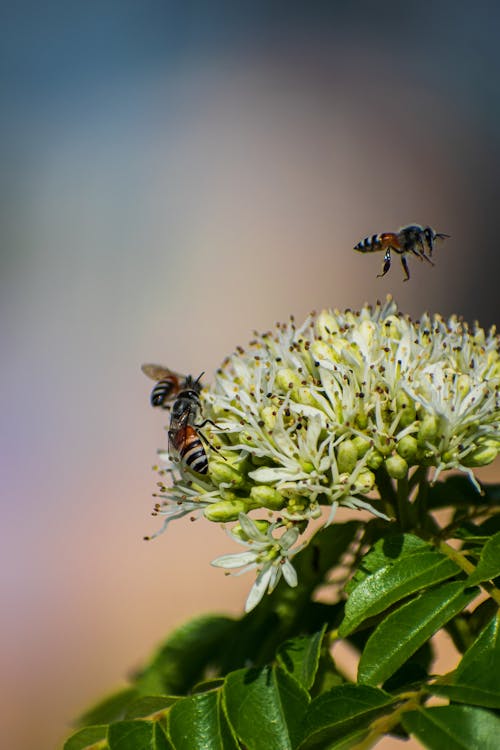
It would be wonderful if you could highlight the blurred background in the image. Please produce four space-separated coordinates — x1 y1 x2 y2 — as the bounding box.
2 2 500 748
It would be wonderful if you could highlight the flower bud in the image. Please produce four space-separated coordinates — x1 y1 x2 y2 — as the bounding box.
210 461 247 488
378 436 394 457
418 414 439 444
366 449 384 470
396 435 418 463
385 454 409 479
355 411 369 430
336 440 358 473
204 500 248 522
462 444 499 467
355 469 376 493
250 485 286 510
396 390 416 428
353 435 371 458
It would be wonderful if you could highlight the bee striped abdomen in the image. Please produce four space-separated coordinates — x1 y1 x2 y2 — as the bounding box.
172 426 208 474
354 232 400 254
151 378 177 407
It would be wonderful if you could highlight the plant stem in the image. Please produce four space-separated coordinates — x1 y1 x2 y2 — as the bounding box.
349 690 423 750
438 540 500 607
396 477 412 530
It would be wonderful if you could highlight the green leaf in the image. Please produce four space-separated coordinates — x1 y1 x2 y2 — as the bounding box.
63 725 108 750
277 628 326 690
345 533 429 593
429 613 500 708
467 531 500 585
107 720 170 750
77 688 138 726
358 581 478 686
136 615 235 695
298 685 395 749
168 689 238 750
124 696 176 719
401 705 500 750
224 666 309 750
340 551 460 636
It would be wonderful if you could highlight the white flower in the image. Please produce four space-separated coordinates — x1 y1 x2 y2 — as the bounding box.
146 296 500 605
211 514 303 611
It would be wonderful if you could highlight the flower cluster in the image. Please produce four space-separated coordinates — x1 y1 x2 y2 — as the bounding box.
148 297 500 609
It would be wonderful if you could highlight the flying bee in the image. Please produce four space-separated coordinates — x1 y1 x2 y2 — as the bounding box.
354 224 450 280
142 364 220 474
141 363 188 408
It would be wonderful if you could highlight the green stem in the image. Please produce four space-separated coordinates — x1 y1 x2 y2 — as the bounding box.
349 690 424 750
438 540 500 607
375 466 397 519
411 467 429 529
396 477 412 531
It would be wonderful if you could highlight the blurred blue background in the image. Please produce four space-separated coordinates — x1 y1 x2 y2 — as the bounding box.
2 3 500 748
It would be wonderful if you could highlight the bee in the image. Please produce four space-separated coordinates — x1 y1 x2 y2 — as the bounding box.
354 224 450 280
141 364 187 408
142 364 218 474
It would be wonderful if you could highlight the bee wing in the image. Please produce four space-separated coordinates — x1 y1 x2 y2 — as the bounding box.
168 420 189 458
141 363 182 382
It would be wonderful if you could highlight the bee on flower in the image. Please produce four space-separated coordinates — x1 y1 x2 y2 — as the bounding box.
145 297 500 609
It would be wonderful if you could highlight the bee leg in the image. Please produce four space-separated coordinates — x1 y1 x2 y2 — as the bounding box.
196 418 225 431
197 429 228 460
401 254 411 281
377 249 392 277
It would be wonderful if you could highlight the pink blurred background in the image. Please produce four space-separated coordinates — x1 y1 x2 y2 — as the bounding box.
2 4 500 748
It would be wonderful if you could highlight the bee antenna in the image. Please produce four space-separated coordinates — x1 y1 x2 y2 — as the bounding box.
194 371 205 384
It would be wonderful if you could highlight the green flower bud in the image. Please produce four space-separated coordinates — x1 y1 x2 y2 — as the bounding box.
385 454 409 479
355 411 369 429
377 436 394 457
366 449 384 470
462 445 499 467
396 390 417 428
396 435 419 462
353 435 371 458
250 485 286 510
210 461 247 488
355 469 376 493
336 439 358 473
204 500 248 522
418 414 439 444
